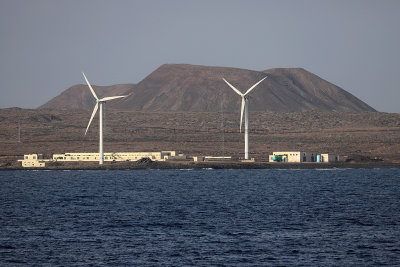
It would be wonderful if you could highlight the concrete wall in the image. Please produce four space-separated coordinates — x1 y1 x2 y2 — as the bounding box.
204 156 232 162
321 154 347 162
300 152 318 162
193 156 205 162
321 154 335 163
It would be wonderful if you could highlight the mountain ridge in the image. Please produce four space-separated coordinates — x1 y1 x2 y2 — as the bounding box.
39 64 376 112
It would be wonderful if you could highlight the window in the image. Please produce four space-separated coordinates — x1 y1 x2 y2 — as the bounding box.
25 156 28 159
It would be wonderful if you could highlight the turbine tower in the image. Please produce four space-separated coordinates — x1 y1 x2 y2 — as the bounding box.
83 72 127 164
223 76 267 160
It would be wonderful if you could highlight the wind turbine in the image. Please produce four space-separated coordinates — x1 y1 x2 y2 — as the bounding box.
223 76 267 160
83 72 127 164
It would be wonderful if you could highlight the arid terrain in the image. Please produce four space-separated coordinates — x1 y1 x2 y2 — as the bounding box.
0 108 399 168
5 64 393 169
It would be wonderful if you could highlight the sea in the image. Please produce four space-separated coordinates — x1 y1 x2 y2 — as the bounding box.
1 168 399 266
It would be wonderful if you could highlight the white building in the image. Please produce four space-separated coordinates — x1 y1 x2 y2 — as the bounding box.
19 151 186 167
19 154 48 167
269 151 318 163
52 151 181 162
269 151 345 163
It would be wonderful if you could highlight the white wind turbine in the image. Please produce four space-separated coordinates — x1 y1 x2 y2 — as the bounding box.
223 76 267 160
83 72 127 164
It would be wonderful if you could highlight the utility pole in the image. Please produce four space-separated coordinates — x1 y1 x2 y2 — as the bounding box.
18 121 21 143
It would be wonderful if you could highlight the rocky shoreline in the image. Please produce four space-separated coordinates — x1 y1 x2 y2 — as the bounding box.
1 160 399 171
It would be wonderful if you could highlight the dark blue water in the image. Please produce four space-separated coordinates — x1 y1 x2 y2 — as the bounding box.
1 169 400 266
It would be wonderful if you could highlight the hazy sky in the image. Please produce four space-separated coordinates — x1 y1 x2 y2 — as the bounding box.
0 0 399 113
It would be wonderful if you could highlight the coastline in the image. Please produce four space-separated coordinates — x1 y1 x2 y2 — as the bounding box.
1 161 399 171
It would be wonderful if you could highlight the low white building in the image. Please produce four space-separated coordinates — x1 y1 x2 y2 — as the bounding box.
52 151 181 162
19 154 48 167
269 152 345 163
321 154 346 162
194 156 234 162
19 151 185 167
269 151 318 163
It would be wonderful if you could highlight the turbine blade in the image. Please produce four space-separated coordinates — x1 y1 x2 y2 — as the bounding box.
240 97 245 133
99 95 127 102
85 102 98 136
82 72 98 100
222 78 243 96
244 76 267 96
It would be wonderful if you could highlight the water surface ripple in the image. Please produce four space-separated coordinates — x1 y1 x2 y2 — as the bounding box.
1 169 399 266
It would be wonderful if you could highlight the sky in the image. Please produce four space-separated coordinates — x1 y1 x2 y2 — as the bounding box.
0 0 399 113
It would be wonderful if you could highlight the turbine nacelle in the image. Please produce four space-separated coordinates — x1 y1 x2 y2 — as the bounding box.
222 76 267 132
82 72 127 136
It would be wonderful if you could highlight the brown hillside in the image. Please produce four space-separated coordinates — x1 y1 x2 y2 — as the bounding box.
0 109 398 168
263 68 375 112
39 64 376 112
117 64 375 112
39 84 135 110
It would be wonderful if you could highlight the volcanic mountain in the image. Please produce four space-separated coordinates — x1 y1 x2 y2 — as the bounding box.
39 64 376 112
39 84 135 110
